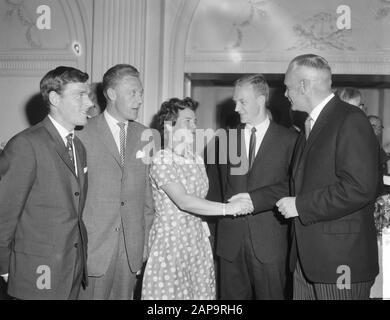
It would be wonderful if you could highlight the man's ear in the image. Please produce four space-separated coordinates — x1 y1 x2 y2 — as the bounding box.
48 91 60 107
106 87 116 101
256 94 266 107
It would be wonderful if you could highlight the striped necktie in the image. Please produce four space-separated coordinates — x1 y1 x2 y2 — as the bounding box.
117 122 126 167
248 127 257 170
66 133 75 171
305 116 312 140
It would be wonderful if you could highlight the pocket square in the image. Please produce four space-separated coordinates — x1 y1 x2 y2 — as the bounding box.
136 150 146 159
83 167 88 174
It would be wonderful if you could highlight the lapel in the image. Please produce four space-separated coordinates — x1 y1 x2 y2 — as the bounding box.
43 117 78 180
238 124 249 167
249 121 275 174
226 125 248 177
124 121 140 167
73 136 85 186
300 96 338 162
292 96 338 190
292 132 306 179
73 136 86 214
96 114 122 169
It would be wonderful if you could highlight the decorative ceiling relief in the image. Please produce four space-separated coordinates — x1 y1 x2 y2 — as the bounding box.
0 0 74 51
3 0 41 48
229 0 272 49
185 0 390 74
0 0 90 76
288 12 355 51
375 0 390 19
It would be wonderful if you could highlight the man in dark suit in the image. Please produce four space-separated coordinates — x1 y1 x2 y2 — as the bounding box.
233 54 379 299
217 74 298 300
0 66 93 299
77 64 154 300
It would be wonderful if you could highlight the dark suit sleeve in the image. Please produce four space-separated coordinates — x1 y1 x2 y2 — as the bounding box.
205 135 224 202
296 112 379 225
249 179 290 213
248 131 297 213
0 135 36 274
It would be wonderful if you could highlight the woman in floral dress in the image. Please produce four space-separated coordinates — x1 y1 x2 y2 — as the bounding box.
142 98 252 300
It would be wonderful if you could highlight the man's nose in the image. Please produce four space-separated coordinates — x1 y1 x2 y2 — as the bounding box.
85 96 94 107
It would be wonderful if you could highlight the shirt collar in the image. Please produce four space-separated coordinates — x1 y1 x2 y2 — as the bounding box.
48 115 74 144
104 110 128 129
309 93 334 123
245 116 270 132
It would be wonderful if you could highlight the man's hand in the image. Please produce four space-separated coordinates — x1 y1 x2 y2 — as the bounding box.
276 197 298 219
228 193 251 202
227 198 254 216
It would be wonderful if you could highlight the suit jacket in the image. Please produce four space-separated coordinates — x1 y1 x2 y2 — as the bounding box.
250 96 379 283
216 121 297 263
291 96 379 283
0 117 88 300
77 114 154 276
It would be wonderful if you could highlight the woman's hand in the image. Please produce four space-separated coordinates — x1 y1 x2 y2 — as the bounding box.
226 198 254 217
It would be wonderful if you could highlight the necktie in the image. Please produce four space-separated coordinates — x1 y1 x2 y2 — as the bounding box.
117 122 126 167
66 133 75 171
248 127 257 170
305 116 312 140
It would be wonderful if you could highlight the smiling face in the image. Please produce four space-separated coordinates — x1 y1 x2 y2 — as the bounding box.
107 75 143 122
172 108 197 144
173 108 197 133
233 83 266 126
284 67 307 112
50 82 93 130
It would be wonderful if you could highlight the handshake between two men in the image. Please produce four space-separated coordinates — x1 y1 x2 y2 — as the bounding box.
228 193 299 219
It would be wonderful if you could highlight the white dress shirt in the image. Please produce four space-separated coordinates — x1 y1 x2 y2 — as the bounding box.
308 93 335 130
104 110 128 153
244 116 271 159
48 115 78 176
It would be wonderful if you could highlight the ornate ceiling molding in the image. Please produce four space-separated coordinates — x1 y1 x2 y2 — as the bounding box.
0 0 90 76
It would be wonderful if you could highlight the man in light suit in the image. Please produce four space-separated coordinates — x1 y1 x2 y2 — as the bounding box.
0 66 93 299
233 54 379 299
217 74 298 300
77 64 154 300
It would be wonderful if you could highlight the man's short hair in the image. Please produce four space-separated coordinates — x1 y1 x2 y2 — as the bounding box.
235 74 269 105
289 54 332 74
338 87 362 105
40 66 89 107
102 64 140 100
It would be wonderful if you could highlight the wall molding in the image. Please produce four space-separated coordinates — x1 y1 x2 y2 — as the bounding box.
0 0 91 77
163 0 200 99
0 53 78 77
185 52 390 74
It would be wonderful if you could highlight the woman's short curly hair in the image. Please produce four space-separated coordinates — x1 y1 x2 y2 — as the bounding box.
155 97 198 146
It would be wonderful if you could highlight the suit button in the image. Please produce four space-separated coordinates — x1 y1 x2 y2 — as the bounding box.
74 243 79 248
121 202 125 207
75 192 80 197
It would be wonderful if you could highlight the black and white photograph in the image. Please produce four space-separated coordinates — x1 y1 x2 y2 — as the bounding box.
0 0 390 304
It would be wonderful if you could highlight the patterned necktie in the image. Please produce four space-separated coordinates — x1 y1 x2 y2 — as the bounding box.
305 116 312 140
248 127 257 170
117 122 126 167
66 133 75 170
